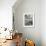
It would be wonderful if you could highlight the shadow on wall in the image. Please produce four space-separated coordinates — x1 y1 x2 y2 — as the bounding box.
12 0 41 46
24 34 41 46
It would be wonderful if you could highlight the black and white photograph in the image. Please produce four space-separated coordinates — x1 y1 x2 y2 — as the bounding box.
24 13 34 27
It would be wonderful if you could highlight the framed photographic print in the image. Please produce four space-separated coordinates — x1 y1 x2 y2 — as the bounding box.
23 12 34 27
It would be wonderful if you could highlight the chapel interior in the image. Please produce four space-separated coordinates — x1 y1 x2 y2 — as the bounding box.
0 0 46 46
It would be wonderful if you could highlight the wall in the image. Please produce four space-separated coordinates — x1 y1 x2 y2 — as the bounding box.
0 0 16 30
13 0 42 46
40 0 46 46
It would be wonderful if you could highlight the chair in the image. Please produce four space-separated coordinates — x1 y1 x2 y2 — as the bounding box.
25 40 35 46
15 33 23 46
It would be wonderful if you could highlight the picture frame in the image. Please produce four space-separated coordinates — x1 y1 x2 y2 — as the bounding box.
23 12 34 27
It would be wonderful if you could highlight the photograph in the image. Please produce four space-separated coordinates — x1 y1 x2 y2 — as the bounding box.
23 13 34 27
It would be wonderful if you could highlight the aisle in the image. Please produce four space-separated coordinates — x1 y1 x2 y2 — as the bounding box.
0 39 16 46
